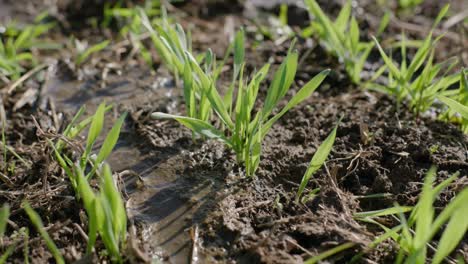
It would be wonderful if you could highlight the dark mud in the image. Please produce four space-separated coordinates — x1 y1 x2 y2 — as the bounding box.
164 91 468 263
1 0 467 263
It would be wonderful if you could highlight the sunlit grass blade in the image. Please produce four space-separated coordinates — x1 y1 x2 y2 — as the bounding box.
305 242 355 264
182 62 196 118
431 187 468 237
95 112 127 165
404 33 432 82
100 163 127 243
438 95 468 119
75 163 96 215
22 201 64 264
85 102 106 159
185 51 234 128
0 244 15 263
349 17 359 56
377 12 390 36
0 204 9 237
334 0 351 32
65 104 113 142
296 120 339 202
262 49 298 118
152 112 232 146
247 64 270 113
432 3 450 29
224 28 245 113
76 40 110 66
305 0 344 54
412 167 436 251
433 193 468 264
75 166 100 256
372 36 401 80
99 196 120 261
262 69 330 138
353 206 413 218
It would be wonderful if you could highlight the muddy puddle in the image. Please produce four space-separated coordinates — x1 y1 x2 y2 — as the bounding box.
44 62 216 263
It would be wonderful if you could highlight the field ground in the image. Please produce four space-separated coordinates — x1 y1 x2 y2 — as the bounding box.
0 0 467 263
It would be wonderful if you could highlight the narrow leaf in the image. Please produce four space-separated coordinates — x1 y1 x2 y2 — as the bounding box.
296 122 338 202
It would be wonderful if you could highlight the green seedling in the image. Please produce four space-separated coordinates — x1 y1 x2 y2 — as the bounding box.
0 220 28 264
296 122 339 202
52 105 128 262
305 242 356 263
22 201 64 264
153 31 330 176
370 4 459 117
73 163 127 262
75 40 110 66
279 4 288 26
139 7 233 124
303 0 389 84
438 69 468 133
355 168 468 263
0 15 57 83
52 102 126 190
0 204 9 239
399 0 424 9
102 0 165 36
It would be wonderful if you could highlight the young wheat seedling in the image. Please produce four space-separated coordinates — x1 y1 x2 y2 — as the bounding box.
370 4 460 117
303 0 389 84
354 168 468 263
153 27 330 176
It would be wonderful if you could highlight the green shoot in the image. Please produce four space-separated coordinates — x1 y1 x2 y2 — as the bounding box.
370 4 458 117
139 7 232 123
296 122 339 202
52 105 128 262
399 0 424 9
22 201 64 264
153 27 330 176
74 163 127 262
355 168 468 263
305 242 355 263
438 69 468 133
53 102 126 190
279 4 288 26
75 40 110 66
303 0 389 84
0 204 9 238
0 244 15 263
0 15 56 83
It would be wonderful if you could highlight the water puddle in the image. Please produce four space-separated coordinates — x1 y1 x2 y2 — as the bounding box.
46 65 213 263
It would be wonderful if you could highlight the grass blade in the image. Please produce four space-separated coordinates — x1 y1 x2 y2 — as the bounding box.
372 36 401 80
85 102 106 158
262 69 329 138
0 204 9 237
100 163 127 243
152 112 232 146
262 49 298 118
22 201 64 264
95 112 127 165
296 121 338 202
438 95 468 119
305 242 355 264
76 40 110 66
354 206 413 218
334 0 351 33
432 197 468 264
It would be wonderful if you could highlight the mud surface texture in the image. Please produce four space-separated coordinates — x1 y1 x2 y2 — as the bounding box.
0 0 467 263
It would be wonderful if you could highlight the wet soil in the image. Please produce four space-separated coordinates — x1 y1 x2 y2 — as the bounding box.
0 0 467 263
